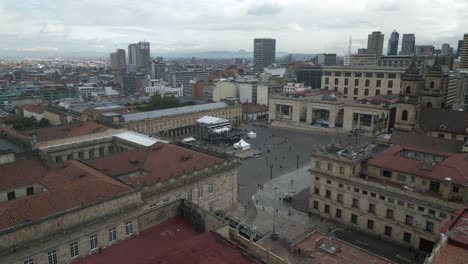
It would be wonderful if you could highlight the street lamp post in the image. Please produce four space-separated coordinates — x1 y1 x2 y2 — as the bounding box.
272 186 279 236
269 164 274 180
296 154 300 168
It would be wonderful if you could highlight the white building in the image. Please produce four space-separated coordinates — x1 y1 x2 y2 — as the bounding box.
283 82 311 94
145 79 183 97
236 76 258 104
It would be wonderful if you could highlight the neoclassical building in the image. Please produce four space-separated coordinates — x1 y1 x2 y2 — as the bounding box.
0 143 238 264
309 143 467 252
100 101 242 138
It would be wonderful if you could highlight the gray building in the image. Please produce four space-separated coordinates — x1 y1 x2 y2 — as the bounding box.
457 39 463 59
317 53 337 66
415 45 435 56
122 74 147 95
253 38 276 72
170 70 208 98
387 30 399 55
400 34 415 55
441 43 453 56
110 49 127 74
127 41 151 73
460 33 468 69
367 31 384 56
296 66 323 88
149 61 166 80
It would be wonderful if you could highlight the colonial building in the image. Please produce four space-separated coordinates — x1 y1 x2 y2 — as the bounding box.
0 142 238 264
309 143 467 252
100 101 242 138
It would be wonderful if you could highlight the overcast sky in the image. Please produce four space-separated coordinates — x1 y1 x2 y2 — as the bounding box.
0 0 467 56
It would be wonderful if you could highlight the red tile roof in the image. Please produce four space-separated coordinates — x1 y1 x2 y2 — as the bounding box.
75 217 262 264
242 103 268 113
20 121 110 142
367 145 468 185
85 143 223 187
0 158 46 192
436 208 468 264
18 104 45 114
0 160 131 231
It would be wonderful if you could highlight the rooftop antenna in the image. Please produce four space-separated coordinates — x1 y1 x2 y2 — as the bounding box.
348 35 352 56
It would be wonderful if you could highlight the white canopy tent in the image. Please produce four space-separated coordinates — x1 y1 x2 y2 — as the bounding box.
247 130 256 139
233 139 250 151
181 137 196 143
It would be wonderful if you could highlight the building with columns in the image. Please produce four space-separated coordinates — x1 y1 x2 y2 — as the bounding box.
309 143 467 252
101 101 242 138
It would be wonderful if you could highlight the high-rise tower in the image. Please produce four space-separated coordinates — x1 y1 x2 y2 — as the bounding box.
367 31 384 56
253 38 276 72
400 34 416 55
387 30 399 55
460 33 468 69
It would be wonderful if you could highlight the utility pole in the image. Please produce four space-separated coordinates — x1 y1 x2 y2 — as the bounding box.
269 164 274 180
296 154 300 168
272 186 279 236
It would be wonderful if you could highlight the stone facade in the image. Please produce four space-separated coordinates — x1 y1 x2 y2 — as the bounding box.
117 104 242 138
0 152 239 263
309 144 464 252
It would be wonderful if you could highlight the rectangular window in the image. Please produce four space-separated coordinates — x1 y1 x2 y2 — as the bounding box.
336 208 342 218
208 183 214 194
334 78 339 85
344 87 348 94
388 80 393 88
398 200 404 206
315 176 320 181
386 209 394 219
209 202 214 213
388 74 396 78
376 80 381 87
453 186 459 193
90 234 98 250
426 221 434 233
371 193 376 198
398 174 406 182
379 195 386 200
314 186 320 195
334 72 342 77
367 219 374 229
24 259 34 264
364 89 369 96
108 227 117 243
327 180 331 184
376 73 384 78
406 215 413 225
365 73 373 78
387 90 392 95
352 198 359 208
197 185 203 198
344 78 349 86
408 203 414 209
354 79 359 86
351 214 358 224
429 209 436 216
440 212 447 218
313 200 319 209
325 78 329 85
326 190 331 198
7 191 15 201
365 79 370 87
411 176 416 183
381 169 392 177
429 181 440 193
354 88 358 95
418 206 425 212
354 72 362 77
324 204 330 214
403 232 411 243
339 167 345 174
187 191 192 201
338 183 343 188
125 221 134 236
344 72 352 77
337 193 343 203
354 188 359 193
384 226 392 236
26 187 34 196
369 203 376 213
47 250 58 264
70 241 79 258
375 89 380 95
362 190 368 195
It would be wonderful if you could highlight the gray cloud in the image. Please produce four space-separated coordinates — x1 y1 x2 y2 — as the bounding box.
247 3 282 16
0 0 467 56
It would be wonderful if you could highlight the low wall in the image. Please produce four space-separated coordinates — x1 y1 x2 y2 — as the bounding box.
229 229 286 264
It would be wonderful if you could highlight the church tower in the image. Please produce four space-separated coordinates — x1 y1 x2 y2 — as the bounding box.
420 57 447 108
394 56 423 131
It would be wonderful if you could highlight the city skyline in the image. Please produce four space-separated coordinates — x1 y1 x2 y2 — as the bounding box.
0 0 467 57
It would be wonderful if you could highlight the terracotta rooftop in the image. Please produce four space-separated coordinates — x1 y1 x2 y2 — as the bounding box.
0 158 46 192
85 143 223 187
242 103 268 113
18 104 45 114
0 160 131 231
75 216 262 264
20 121 110 142
367 145 468 185
435 207 468 264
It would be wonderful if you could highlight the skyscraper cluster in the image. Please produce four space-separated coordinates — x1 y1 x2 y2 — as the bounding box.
387 30 399 55
128 41 151 73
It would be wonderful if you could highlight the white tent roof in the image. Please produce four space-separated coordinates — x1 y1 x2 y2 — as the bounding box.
181 137 196 143
235 139 250 146
115 131 163 146
197 115 230 125
247 130 256 135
